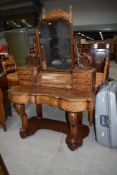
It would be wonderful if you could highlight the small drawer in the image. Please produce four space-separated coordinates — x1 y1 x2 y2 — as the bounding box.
19 80 33 86
18 69 33 75
18 74 33 81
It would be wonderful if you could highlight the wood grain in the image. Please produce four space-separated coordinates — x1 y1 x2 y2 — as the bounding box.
17 66 39 86
8 10 96 151
72 68 96 92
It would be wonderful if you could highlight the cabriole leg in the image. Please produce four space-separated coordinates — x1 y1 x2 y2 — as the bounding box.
66 112 83 151
15 104 29 138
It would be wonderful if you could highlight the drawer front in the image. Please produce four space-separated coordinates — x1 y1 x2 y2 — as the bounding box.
17 66 39 86
18 74 33 81
72 68 96 92
18 69 33 75
19 80 33 86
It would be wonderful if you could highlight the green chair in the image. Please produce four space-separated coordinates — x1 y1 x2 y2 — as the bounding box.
4 28 30 67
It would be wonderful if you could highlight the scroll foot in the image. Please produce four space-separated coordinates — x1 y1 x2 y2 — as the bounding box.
20 128 30 138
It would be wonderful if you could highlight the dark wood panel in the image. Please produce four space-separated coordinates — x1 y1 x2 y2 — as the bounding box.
0 74 11 131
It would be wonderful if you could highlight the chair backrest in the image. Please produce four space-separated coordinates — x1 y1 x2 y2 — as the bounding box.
95 57 109 88
4 28 30 67
92 43 110 72
89 43 110 89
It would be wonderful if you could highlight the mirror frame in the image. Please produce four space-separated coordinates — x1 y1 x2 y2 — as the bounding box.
35 17 74 71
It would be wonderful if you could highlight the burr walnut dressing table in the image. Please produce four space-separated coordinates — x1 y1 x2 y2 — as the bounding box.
8 9 95 151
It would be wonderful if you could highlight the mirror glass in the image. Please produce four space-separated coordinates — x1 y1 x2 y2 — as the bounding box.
39 19 71 69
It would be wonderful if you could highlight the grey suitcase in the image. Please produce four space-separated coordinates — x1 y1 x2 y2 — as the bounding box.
95 81 117 148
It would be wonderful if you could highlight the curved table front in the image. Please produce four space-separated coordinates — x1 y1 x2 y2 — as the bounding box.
9 85 95 151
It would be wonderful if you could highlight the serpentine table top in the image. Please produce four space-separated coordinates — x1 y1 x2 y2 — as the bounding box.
8 85 95 151
9 85 94 111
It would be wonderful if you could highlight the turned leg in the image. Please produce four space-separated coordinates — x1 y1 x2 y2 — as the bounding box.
88 102 94 126
66 112 83 151
77 112 82 124
2 123 6 131
0 122 6 131
88 110 94 126
66 112 82 124
15 104 29 138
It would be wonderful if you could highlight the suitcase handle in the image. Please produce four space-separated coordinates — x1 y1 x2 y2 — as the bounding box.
100 115 109 127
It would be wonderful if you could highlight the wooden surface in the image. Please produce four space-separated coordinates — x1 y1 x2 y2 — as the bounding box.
0 54 19 86
1 54 16 74
0 74 11 131
0 88 6 131
42 8 72 23
17 66 39 86
96 57 109 88
8 10 95 151
6 72 19 86
9 83 94 151
92 43 110 72
0 154 9 175
72 68 95 92
35 71 72 89
9 86 94 107
14 102 90 151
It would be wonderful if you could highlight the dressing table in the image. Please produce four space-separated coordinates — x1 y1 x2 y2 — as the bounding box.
8 9 95 150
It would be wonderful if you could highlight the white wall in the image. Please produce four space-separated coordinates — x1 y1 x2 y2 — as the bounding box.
42 0 117 26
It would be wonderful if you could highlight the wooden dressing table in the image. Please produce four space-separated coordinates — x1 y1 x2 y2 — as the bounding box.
8 9 95 151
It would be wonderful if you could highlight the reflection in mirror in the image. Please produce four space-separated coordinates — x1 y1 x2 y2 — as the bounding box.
39 20 71 69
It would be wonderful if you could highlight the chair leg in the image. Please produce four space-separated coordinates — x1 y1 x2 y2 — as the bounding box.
15 104 29 138
36 104 43 118
87 101 94 126
88 110 94 126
